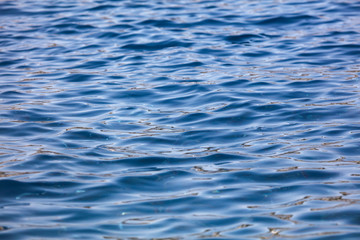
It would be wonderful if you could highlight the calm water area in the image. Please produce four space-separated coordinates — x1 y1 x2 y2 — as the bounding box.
0 0 360 239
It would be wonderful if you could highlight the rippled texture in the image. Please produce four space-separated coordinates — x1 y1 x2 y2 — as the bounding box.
1 0 360 239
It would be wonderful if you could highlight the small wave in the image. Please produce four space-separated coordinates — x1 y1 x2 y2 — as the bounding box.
254 15 319 26
225 34 265 44
122 40 193 51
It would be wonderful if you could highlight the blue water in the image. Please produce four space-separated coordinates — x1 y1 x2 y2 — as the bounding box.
0 0 360 239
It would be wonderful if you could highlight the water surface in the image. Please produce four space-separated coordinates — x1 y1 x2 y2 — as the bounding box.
0 0 360 239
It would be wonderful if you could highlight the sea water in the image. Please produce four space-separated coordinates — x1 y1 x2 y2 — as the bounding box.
0 0 360 239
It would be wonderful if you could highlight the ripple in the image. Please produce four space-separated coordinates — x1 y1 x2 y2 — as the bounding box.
122 40 193 51
254 15 319 26
225 34 265 44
